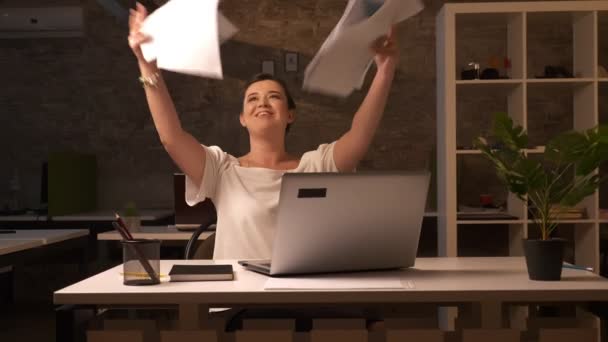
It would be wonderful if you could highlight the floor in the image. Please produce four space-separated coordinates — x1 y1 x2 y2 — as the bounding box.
0 302 56 342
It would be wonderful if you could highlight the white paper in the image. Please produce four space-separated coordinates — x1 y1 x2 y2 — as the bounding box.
140 0 238 78
264 272 413 291
303 0 424 97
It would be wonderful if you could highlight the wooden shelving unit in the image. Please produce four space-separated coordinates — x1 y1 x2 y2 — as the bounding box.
436 1 608 271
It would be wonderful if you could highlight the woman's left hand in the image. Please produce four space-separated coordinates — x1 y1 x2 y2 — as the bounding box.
370 25 399 74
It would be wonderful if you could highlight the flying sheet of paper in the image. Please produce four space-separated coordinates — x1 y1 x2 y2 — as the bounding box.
303 0 424 97
264 272 414 291
140 0 238 79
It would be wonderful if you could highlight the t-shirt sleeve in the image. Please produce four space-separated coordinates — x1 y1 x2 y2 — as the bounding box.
185 145 228 206
302 141 339 172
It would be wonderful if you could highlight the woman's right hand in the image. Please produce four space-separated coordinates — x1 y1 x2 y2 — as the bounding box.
128 2 153 64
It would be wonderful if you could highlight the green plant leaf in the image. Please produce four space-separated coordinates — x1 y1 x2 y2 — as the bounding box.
492 112 527 150
545 131 588 165
598 125 608 143
560 174 601 207
474 114 608 240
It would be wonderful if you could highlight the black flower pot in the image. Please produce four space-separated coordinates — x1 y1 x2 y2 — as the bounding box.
522 238 565 281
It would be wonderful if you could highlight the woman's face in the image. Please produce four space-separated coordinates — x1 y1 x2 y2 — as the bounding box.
240 80 294 135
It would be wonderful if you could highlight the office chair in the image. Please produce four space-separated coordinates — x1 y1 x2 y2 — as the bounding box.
181 197 217 260
184 223 216 259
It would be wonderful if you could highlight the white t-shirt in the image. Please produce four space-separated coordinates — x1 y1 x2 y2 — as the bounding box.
185 142 339 260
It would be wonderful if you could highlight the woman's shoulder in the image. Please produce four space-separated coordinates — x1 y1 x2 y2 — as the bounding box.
300 141 336 160
296 141 338 172
204 145 239 167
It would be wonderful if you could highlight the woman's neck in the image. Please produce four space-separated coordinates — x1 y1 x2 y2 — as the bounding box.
243 135 292 168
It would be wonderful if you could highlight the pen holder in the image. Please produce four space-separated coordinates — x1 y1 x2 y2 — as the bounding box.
121 239 161 286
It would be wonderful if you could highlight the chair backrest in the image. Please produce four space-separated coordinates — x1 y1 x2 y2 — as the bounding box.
192 231 216 259
184 224 216 259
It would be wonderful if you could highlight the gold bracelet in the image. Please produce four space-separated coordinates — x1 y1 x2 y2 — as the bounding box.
138 72 161 88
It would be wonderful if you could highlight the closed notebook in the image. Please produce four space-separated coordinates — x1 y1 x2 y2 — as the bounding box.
169 264 234 282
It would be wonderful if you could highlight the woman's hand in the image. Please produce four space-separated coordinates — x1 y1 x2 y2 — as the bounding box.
128 2 154 65
370 25 399 75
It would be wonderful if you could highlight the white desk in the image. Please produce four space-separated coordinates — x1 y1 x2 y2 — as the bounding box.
0 239 43 256
54 257 608 306
97 226 214 241
54 256 608 337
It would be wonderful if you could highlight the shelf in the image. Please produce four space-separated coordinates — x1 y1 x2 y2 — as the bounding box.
527 219 597 224
458 220 526 225
456 79 523 85
457 219 600 225
438 2 603 269
456 147 545 154
456 149 482 155
526 78 595 84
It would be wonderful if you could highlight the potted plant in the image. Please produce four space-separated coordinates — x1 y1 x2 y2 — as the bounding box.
474 112 608 280
123 201 141 233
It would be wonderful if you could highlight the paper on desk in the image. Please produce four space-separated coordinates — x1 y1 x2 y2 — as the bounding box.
303 0 424 97
264 272 414 291
140 0 238 78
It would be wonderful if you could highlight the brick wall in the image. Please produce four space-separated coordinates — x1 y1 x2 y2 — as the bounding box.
1 0 606 212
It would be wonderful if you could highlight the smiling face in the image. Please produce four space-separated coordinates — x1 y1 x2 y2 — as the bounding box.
240 79 295 136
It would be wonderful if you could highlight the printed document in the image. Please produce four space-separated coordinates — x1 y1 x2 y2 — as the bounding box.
303 0 424 97
140 0 238 78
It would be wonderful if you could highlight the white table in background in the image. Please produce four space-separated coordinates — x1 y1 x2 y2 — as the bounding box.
96 226 214 264
97 226 213 241
0 229 90 303
0 229 89 244
51 209 174 222
0 239 43 256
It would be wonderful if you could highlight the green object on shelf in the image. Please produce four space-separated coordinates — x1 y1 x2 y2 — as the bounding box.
123 201 139 217
48 152 97 216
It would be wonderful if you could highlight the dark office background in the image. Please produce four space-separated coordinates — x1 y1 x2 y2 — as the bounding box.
0 2 607 340
1 0 606 212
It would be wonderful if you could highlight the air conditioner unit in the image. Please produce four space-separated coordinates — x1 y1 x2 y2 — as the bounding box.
0 6 84 38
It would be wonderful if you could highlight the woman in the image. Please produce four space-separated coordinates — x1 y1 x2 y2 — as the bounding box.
128 3 399 260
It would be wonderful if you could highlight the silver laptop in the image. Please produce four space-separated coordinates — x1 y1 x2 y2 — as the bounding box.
239 172 430 276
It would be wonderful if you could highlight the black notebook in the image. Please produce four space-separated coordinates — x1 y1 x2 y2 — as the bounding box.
169 264 234 282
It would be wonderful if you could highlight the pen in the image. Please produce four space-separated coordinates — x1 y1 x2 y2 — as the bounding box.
114 213 134 240
0 229 17 234
111 221 131 241
562 263 594 272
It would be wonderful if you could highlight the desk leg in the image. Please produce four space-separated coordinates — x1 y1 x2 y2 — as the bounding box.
458 301 503 329
179 304 208 330
98 240 111 270
78 244 89 277
0 266 18 304
479 301 502 329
